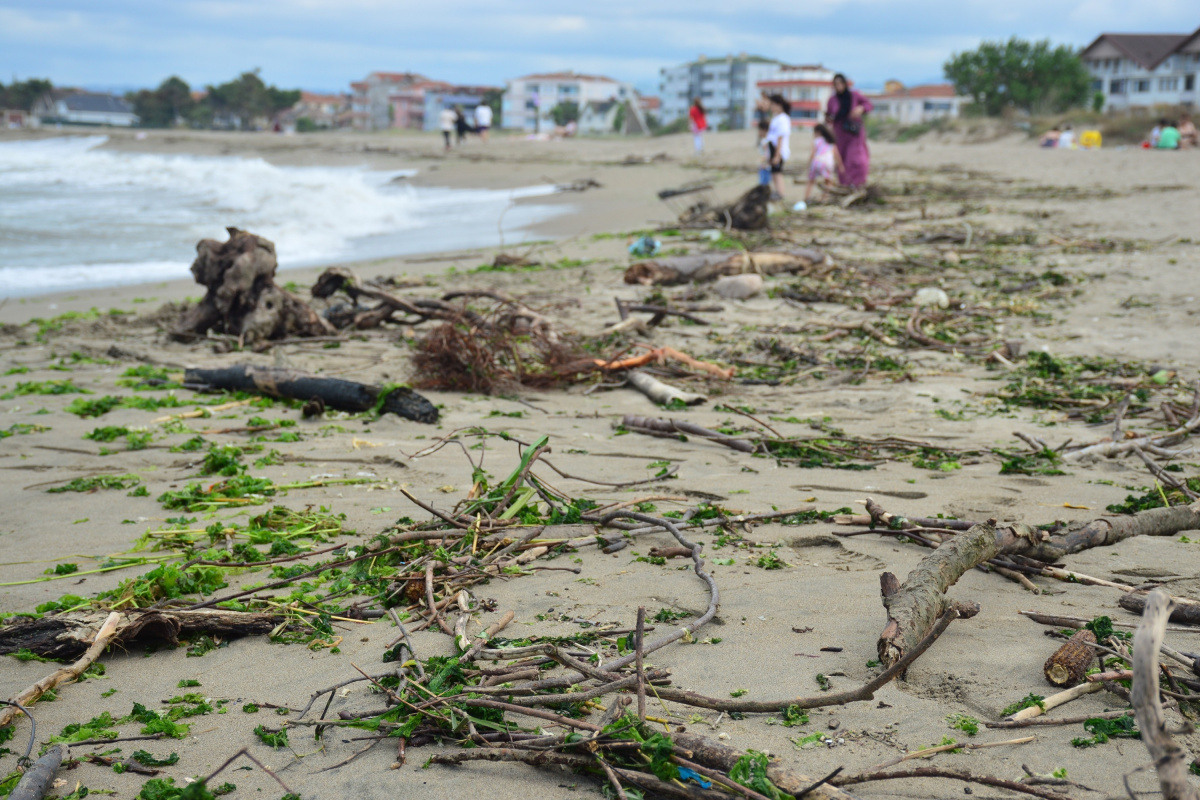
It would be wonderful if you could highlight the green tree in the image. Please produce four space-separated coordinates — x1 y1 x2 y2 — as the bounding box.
481 88 503 127
129 76 194 127
0 78 53 111
549 101 579 126
944 38 1091 116
204 70 299 130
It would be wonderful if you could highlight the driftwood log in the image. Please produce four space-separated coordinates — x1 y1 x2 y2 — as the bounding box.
1043 629 1096 686
670 731 857 800
171 228 333 344
0 609 278 661
877 502 1200 666
626 371 706 406
311 267 479 330
183 365 438 423
624 248 829 286
620 415 756 452
10 745 65 800
0 613 120 727
1120 591 1200 625
1132 590 1199 800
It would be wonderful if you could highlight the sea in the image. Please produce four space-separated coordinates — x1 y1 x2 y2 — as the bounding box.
0 135 566 298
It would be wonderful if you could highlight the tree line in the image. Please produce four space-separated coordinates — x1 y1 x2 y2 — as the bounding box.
944 37 1096 116
1 71 300 130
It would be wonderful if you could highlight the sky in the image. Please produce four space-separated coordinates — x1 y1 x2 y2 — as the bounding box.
2 1 1197 95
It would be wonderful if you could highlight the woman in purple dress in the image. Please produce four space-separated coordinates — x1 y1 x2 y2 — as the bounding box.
825 73 874 188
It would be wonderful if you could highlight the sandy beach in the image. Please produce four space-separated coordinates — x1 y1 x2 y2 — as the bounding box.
2 126 1200 799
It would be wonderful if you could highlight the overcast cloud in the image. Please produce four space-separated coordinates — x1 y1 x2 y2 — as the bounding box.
2 1 1197 94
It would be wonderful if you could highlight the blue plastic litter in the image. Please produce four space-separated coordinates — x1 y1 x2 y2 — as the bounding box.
677 767 713 788
628 236 661 257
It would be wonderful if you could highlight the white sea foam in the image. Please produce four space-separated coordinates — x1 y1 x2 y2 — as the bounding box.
0 136 563 297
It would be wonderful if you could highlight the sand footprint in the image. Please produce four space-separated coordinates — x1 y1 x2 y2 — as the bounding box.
788 534 887 572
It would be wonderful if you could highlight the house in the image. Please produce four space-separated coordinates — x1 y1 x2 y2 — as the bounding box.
866 83 968 125
389 80 453 130
1080 27 1200 111
1 109 31 129
578 98 650 135
421 86 501 132
349 71 429 130
659 54 783 130
32 91 138 126
755 64 836 127
503 72 635 131
282 91 351 130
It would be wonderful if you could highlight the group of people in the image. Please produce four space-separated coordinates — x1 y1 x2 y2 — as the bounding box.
1148 115 1197 150
686 74 874 203
438 103 494 150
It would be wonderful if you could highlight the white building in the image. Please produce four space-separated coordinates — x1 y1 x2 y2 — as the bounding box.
755 65 836 128
32 92 138 127
1080 28 1200 111
659 54 782 130
502 72 634 131
867 84 968 125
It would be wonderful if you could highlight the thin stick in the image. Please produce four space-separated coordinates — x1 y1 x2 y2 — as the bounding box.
200 747 294 796
986 709 1133 729
386 608 425 678
463 610 516 662
636 606 647 723
400 487 470 529
831 767 1066 800
425 562 453 635
866 736 1035 771
0 612 120 726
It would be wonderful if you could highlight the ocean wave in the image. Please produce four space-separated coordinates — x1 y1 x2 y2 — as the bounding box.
0 136 563 297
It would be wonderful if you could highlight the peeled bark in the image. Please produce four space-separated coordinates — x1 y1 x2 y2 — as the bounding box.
624 248 828 286
626 370 706 406
1132 590 1199 800
171 227 334 344
183 364 438 423
0 609 277 661
877 502 1200 666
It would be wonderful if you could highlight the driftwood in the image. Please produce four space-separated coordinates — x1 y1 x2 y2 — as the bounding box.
0 608 278 661
10 745 65 800
877 502 1200 666
1132 590 1199 800
0 613 120 728
1043 629 1096 686
183 364 438 423
1120 591 1200 625
624 248 828 286
311 267 480 330
620 415 756 452
626 370 706 406
670 731 857 800
171 228 333 344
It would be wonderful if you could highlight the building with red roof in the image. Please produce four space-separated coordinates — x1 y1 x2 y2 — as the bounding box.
1081 27 1200 110
866 83 966 125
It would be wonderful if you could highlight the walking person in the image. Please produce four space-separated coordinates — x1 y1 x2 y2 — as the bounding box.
825 73 874 188
689 98 707 155
764 93 791 201
439 105 455 151
474 102 493 143
454 106 470 146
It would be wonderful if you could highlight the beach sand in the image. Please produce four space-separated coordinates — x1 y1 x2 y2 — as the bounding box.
2 126 1200 798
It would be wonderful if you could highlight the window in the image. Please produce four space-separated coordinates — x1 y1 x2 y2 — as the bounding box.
558 84 578 95
1091 79 1103 92
924 101 952 111
1135 79 1151 92
1187 75 1196 92
1160 77 1179 92
1110 79 1126 94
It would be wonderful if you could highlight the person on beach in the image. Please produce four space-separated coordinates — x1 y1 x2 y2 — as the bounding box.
825 73 873 188
689 98 707 154
1157 120 1181 150
454 106 471 146
764 93 791 201
1149 119 1165 148
756 117 771 185
474 103 493 143
439 106 455 151
1057 124 1075 149
1179 114 1198 149
805 123 843 203
1039 126 1061 148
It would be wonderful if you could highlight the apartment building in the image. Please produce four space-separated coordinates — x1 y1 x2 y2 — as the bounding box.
349 71 429 130
502 72 634 131
1080 27 1200 111
755 65 836 127
659 54 782 130
867 84 967 125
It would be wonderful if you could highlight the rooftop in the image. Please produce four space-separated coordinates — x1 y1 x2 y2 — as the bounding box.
1081 32 1190 69
514 71 619 83
62 93 135 114
870 83 959 100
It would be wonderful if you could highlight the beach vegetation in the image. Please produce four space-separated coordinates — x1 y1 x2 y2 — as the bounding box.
945 38 1091 115
47 474 142 493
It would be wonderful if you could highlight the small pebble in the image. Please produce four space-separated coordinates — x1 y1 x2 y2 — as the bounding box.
836 737 844 744
827 718 840 730
718 732 729 740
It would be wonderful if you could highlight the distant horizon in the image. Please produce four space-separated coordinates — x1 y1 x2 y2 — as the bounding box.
3 2 1197 102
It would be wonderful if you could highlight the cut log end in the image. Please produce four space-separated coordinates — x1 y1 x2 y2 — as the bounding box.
1043 629 1096 687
